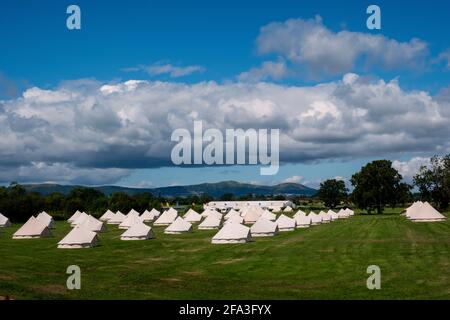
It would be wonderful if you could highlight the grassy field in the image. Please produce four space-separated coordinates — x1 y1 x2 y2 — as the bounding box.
0 209 449 300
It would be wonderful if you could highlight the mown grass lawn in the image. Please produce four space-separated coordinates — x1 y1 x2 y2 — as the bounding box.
0 209 449 299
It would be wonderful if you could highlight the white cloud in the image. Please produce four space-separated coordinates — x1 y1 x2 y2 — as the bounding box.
0 162 130 185
282 175 303 183
256 16 428 78
124 62 205 78
392 157 431 181
438 49 450 69
0 74 449 184
133 180 154 188
238 60 288 82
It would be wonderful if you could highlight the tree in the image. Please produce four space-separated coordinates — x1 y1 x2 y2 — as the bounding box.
220 193 235 201
109 192 133 212
132 193 154 212
66 187 107 216
413 154 450 210
350 160 410 214
391 182 413 208
0 184 44 222
316 179 348 208
199 193 213 204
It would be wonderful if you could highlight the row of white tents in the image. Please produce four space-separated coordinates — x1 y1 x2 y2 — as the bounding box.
59 209 159 248
0 206 356 244
3 201 446 247
54 206 355 246
210 207 356 243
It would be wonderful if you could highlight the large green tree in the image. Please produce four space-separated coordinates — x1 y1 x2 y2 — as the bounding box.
65 187 107 217
413 154 450 210
316 179 348 208
350 160 411 214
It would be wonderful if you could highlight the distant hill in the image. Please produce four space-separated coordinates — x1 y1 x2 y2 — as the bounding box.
22 180 317 198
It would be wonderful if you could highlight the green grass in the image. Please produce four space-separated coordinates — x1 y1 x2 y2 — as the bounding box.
0 209 449 300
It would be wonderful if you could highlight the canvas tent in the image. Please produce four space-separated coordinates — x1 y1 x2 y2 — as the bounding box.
250 218 278 237
283 206 293 212
127 209 141 217
345 208 355 216
206 210 223 221
121 222 155 240
224 215 244 225
13 216 52 239
166 207 178 215
119 214 142 229
201 208 218 217
154 209 178 226
71 211 89 226
295 214 311 228
198 216 222 230
99 210 115 222
319 211 332 223
224 209 240 220
107 211 126 225
140 209 157 222
184 209 203 223
405 201 423 218
164 217 193 234
78 215 106 233
68 210 83 223
276 214 296 231
408 202 446 222
293 210 307 219
261 210 277 221
241 207 263 224
0 213 11 227
327 210 339 220
150 208 161 217
211 222 251 244
36 211 54 228
58 226 98 249
337 209 350 219
309 212 323 225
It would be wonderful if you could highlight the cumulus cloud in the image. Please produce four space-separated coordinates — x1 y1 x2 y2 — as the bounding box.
0 74 449 184
133 180 154 188
0 162 130 185
438 49 450 69
124 61 205 78
256 16 429 78
282 175 303 183
392 157 431 181
238 60 288 82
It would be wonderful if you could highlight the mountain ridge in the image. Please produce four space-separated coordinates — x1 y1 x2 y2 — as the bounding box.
22 180 317 197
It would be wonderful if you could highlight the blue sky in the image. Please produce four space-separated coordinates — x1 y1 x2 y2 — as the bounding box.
0 0 449 188
1 1 450 88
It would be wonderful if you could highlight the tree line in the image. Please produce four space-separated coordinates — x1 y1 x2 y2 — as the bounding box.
0 183 291 222
316 155 450 214
1 155 448 221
